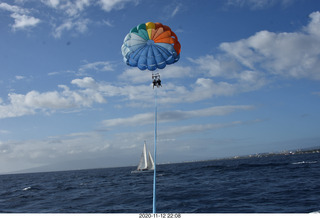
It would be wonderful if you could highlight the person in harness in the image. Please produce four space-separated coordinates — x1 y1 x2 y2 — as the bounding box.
152 73 162 89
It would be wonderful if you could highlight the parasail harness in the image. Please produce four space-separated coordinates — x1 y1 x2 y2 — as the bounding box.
152 73 162 89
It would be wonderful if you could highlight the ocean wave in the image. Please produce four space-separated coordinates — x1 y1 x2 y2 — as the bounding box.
236 162 289 168
22 186 31 191
201 162 289 171
22 186 42 191
292 161 317 165
1 152 318 213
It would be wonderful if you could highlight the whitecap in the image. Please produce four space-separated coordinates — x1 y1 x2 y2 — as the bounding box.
292 161 317 165
22 186 31 191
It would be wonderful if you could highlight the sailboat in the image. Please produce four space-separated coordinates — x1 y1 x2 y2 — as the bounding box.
131 141 154 173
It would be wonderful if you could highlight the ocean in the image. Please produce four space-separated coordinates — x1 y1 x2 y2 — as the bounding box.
0 152 319 213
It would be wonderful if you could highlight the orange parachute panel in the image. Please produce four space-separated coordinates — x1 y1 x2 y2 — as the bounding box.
154 30 172 42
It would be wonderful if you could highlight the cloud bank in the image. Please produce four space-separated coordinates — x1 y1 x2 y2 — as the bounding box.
1 11 320 119
1 0 139 37
0 2 41 30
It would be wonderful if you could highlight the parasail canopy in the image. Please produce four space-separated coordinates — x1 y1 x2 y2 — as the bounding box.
121 22 181 71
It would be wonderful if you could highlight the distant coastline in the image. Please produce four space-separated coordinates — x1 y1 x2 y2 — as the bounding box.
4 146 320 175
223 146 320 161
179 146 320 164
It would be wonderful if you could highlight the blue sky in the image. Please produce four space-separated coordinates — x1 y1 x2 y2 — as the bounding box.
1 0 320 174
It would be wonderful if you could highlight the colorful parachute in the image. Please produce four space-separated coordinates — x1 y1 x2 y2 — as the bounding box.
121 22 181 71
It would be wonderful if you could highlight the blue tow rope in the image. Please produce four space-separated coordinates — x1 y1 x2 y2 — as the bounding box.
153 88 157 214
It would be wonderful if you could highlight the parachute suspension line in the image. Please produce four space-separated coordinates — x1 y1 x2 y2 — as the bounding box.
153 87 157 214
152 72 160 214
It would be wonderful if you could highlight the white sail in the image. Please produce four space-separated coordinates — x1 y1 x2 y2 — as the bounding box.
133 141 154 172
137 142 148 170
147 151 154 170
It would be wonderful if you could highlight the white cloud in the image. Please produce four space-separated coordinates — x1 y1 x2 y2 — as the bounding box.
5 7 320 120
183 12 320 106
220 12 320 80
53 18 90 38
171 11 320 108
98 0 137 12
0 2 40 31
79 61 114 74
42 0 139 37
24 90 76 109
63 0 91 17
71 77 96 88
102 112 153 127
160 120 248 138
118 68 150 83
97 77 238 106
89 75 256 107
0 131 112 172
202 11 320 81
40 0 92 38
42 0 60 8
119 65 192 84
156 76 266 105
10 13 41 30
188 54 244 79
188 78 235 100
304 11 320 37
41 0 91 17
46 0 138 38
53 20 73 38
0 94 35 118
171 3 182 17
15 75 25 80
0 115 263 173
102 19 113 27
0 129 10 135
0 78 106 119
226 0 295 10
0 2 27 14
102 105 254 127
0 72 256 119
160 1 184 20
1 1 137 36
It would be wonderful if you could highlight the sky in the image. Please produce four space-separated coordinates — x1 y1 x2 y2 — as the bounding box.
1 0 320 174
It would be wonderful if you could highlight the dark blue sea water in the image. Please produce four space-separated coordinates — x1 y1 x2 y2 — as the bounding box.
0 152 319 213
